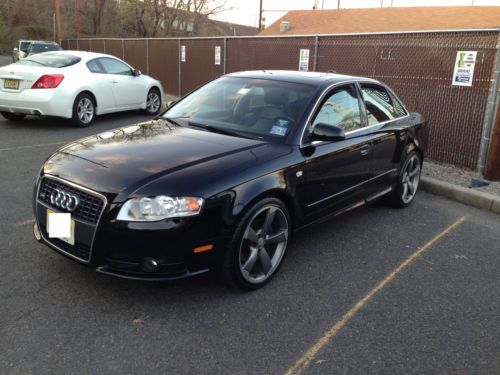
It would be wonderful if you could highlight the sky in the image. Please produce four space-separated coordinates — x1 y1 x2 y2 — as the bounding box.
213 0 500 28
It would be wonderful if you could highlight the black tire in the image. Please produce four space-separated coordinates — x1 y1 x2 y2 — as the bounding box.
143 88 162 115
223 197 291 290
384 151 422 208
72 93 95 127
1 112 27 121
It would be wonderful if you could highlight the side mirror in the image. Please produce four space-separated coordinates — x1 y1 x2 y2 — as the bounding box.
166 100 177 108
13 48 18 52
132 69 141 77
310 123 345 142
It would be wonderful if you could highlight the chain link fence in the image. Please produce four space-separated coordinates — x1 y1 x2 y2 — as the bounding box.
62 30 500 170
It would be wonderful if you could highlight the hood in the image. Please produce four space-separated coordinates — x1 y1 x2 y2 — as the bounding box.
43 120 268 199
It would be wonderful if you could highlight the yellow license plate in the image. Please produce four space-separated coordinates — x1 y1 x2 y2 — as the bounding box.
4 79 19 89
47 209 75 246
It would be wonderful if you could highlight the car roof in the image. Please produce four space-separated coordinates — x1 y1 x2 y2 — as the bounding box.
38 50 118 62
225 70 379 86
29 41 59 45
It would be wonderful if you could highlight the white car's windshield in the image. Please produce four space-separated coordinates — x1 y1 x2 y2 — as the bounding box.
165 77 316 142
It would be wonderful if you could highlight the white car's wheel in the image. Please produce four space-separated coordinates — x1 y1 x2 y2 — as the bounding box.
72 93 95 127
143 88 161 115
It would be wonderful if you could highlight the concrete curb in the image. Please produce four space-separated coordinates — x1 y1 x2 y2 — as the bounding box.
420 176 500 214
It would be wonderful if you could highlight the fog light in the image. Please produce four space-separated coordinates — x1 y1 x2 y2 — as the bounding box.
33 222 41 241
141 258 159 273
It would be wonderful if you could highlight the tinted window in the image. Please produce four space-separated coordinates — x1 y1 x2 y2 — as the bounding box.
16 53 81 68
99 58 132 75
390 93 408 118
87 59 103 73
312 85 362 132
361 85 395 126
165 76 315 142
29 43 62 53
20 41 31 52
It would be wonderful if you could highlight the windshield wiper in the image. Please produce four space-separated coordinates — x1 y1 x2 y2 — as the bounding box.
187 122 256 140
162 117 181 126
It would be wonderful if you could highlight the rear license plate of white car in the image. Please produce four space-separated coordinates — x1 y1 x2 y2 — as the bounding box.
4 79 19 89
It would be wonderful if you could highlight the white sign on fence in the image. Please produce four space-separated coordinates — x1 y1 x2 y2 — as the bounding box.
452 51 477 86
215 46 221 65
181 45 186 62
299 49 310 71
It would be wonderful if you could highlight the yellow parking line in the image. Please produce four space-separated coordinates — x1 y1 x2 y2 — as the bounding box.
0 141 66 152
285 216 467 375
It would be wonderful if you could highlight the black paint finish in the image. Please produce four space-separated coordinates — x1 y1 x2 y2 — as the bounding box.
33 71 427 280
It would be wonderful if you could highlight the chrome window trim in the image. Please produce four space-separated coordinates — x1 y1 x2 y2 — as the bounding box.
35 174 108 264
300 79 410 148
307 168 397 208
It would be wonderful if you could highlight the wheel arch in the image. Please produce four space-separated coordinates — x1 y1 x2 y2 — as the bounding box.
76 90 98 110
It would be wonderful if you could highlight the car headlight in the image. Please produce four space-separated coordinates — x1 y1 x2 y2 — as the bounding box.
116 196 204 221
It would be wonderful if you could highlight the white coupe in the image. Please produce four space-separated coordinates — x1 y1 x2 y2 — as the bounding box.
0 51 164 126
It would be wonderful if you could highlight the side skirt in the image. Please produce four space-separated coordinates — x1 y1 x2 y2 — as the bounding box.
295 187 393 232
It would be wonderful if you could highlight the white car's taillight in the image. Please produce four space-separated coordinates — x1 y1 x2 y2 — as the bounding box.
32 74 64 89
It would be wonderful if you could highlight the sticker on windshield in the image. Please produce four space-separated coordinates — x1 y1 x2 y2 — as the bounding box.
270 126 288 136
276 119 289 127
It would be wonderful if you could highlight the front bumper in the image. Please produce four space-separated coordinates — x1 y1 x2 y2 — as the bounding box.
34 175 227 281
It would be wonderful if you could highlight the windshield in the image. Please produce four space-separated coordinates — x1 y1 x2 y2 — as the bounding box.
16 53 81 68
29 44 61 54
20 41 31 52
164 77 316 142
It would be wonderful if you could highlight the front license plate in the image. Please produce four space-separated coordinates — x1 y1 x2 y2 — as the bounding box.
47 209 75 246
4 79 19 90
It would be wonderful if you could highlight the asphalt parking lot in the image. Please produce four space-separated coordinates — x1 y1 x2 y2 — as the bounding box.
0 54 499 373
0 111 499 375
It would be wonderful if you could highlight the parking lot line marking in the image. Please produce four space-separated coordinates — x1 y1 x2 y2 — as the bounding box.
14 219 35 227
0 141 66 152
285 215 467 375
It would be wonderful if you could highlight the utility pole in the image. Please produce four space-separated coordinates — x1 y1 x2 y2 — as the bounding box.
258 0 263 30
55 0 62 43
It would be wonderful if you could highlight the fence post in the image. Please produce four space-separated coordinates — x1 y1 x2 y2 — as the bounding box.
103 39 106 54
76 39 79 50
89 39 92 52
178 39 182 97
223 37 227 75
313 35 319 72
122 39 125 60
146 39 150 75
478 34 500 175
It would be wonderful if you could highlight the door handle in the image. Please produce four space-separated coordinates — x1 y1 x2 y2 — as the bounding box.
360 144 370 156
112 79 119 83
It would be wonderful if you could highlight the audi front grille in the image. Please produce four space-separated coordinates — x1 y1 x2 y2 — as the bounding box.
38 177 105 224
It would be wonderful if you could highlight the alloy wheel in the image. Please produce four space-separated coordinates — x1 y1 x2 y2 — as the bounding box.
146 91 161 114
401 154 421 204
77 98 94 124
239 205 289 284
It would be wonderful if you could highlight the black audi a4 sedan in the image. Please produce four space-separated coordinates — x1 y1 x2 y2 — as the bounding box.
33 70 427 289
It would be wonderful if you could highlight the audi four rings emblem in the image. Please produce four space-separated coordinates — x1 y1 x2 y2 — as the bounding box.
50 189 79 212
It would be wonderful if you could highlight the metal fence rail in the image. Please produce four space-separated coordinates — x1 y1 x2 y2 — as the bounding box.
62 30 499 170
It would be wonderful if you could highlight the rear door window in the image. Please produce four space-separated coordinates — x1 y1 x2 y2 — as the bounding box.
87 59 104 73
98 58 132 75
360 84 396 126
